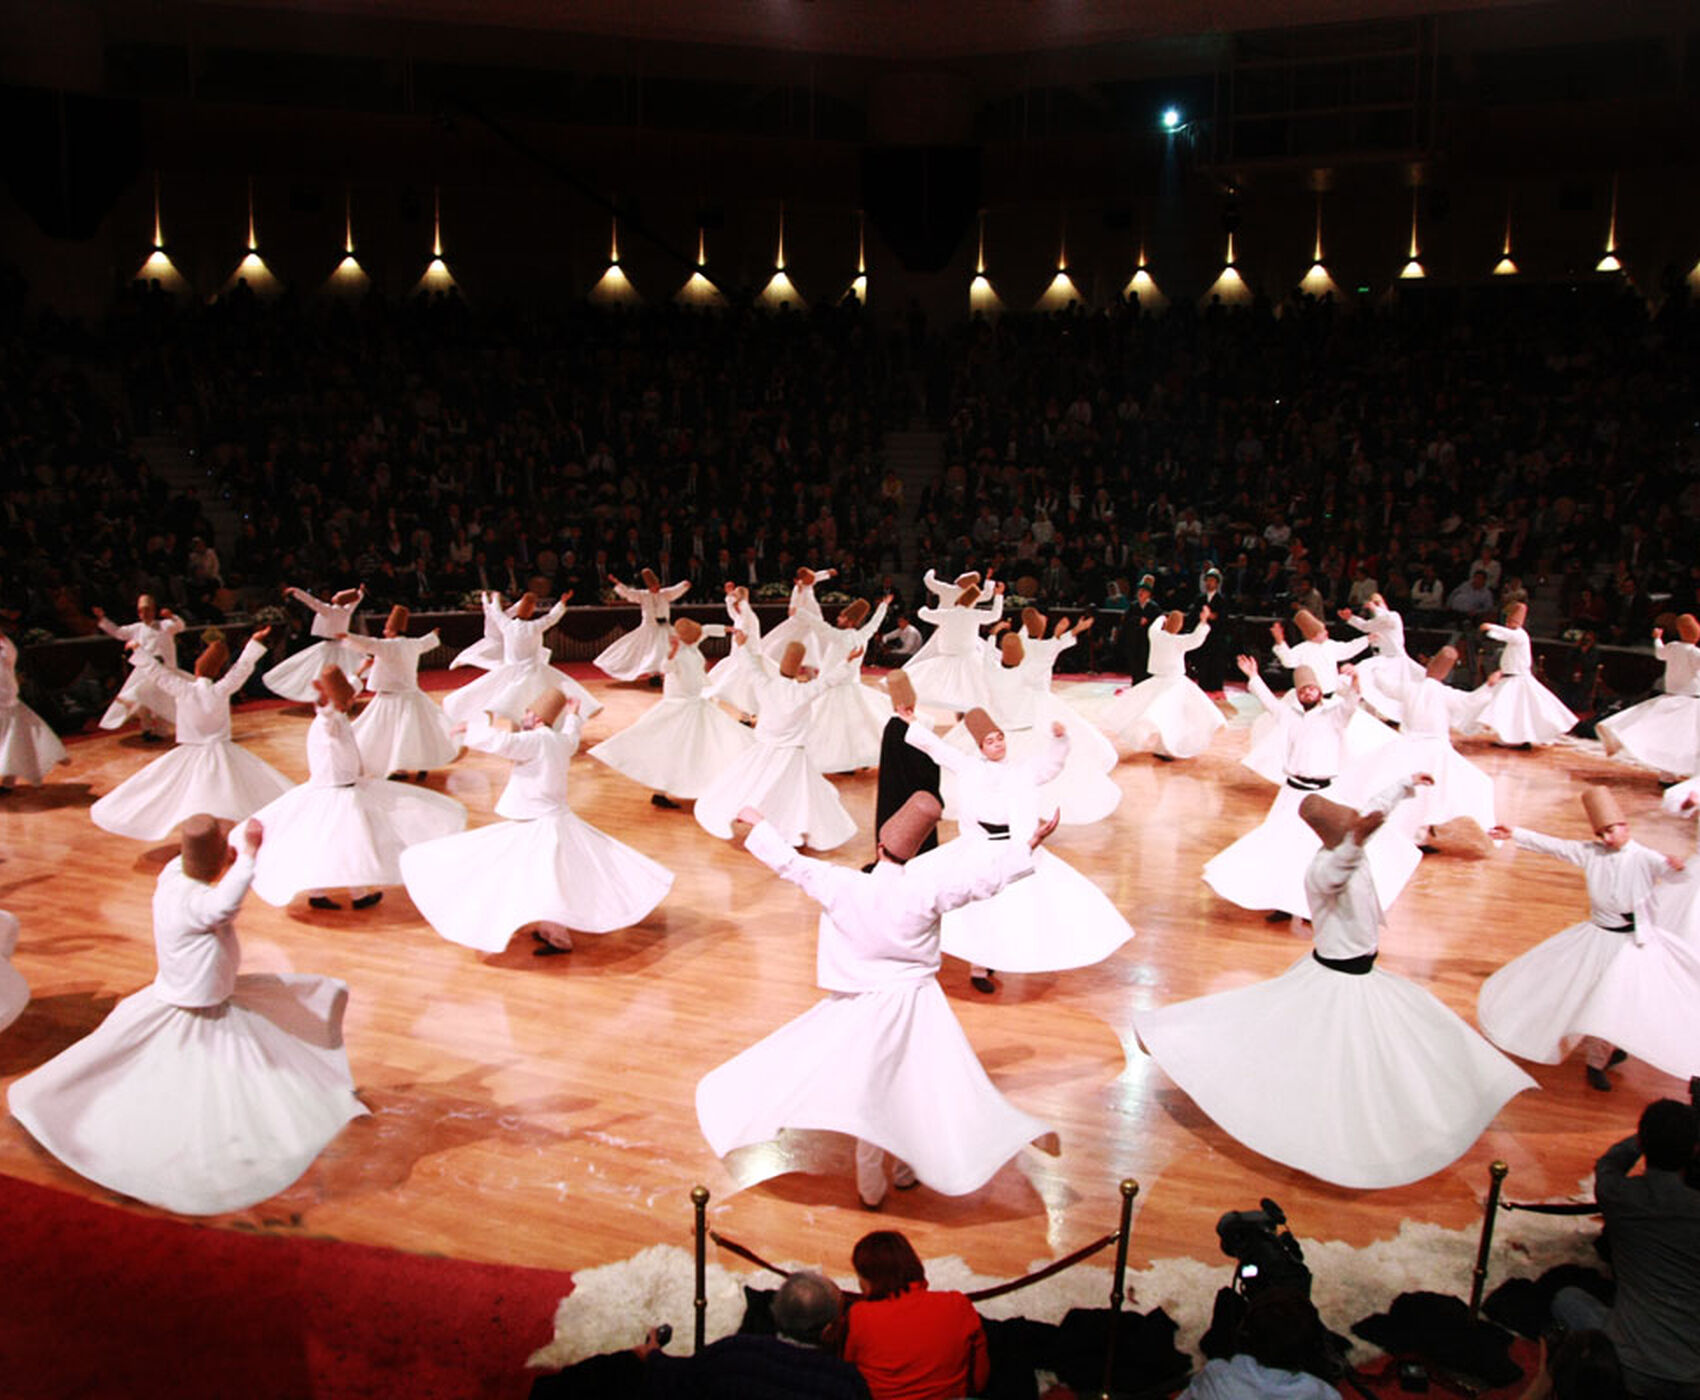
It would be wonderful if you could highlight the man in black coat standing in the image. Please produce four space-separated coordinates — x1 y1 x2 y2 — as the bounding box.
1119 575 1162 680
1188 567 1234 692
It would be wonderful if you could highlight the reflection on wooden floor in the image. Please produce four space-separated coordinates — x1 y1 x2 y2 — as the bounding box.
1 671 1689 1280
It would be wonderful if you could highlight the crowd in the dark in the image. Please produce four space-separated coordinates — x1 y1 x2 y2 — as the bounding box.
4 268 1699 690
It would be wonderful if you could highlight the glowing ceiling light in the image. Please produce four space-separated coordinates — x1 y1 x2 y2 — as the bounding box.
677 227 725 307
1493 199 1518 276
1299 197 1340 298
759 205 806 310
414 187 459 295
1203 231 1251 305
590 215 640 304
220 177 280 297
969 211 1001 314
1596 175 1622 273
324 186 369 294
845 210 867 304
137 173 190 293
1161 107 1182 132
1398 190 1425 279
1037 221 1080 309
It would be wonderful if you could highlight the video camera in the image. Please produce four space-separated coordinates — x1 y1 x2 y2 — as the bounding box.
1217 1198 1312 1298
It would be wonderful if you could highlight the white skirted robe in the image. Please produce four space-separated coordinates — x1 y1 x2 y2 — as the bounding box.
0 636 69 784
7 849 367 1215
1344 608 1424 723
903 569 971 669
760 568 837 671
1139 780 1536 1189
908 722 1135 972
1020 631 1120 776
593 579 691 681
97 613 183 733
235 702 466 906
0 909 27 1034
1344 671 1496 837
1460 627 1577 746
1652 779 1700 949
806 602 894 774
590 629 756 798
703 592 765 717
1099 619 1226 760
1598 637 1700 777
695 820 1054 1197
1478 829 1700 1080
346 631 460 775
903 595 1004 713
90 640 293 840
441 594 601 727
402 712 673 951
694 651 858 850
449 597 521 672
262 587 368 702
1241 634 1394 785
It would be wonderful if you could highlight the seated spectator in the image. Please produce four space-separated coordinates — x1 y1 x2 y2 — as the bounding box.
1447 569 1496 624
1181 1289 1340 1399
875 612 922 666
1516 1330 1626 1400
1552 1098 1700 1400
842 1231 989 1400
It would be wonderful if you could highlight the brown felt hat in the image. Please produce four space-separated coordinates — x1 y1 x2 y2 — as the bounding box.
673 617 703 644
796 567 816 587
1300 794 1358 848
1430 817 1495 859
1164 610 1185 634
386 604 410 636
964 707 1001 748
1021 607 1046 638
515 591 537 620
1426 645 1459 682
1292 665 1321 692
136 593 157 619
1000 632 1025 667
1504 601 1528 627
529 688 568 727
332 587 362 607
954 572 982 589
1581 786 1624 833
194 638 229 679
779 641 807 678
641 568 660 590
732 585 750 605
313 664 356 711
179 814 229 883
1679 614 1700 645
955 582 982 608
879 791 943 862
885 671 917 709
838 598 870 628
1294 609 1326 642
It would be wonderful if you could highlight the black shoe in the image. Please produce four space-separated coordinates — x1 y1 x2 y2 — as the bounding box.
351 891 383 910
1265 909 1292 923
1606 1048 1628 1067
1586 1065 1613 1092
648 675 663 688
142 732 164 744
309 895 342 910
416 771 428 781
531 929 572 956
650 793 681 810
970 975 997 994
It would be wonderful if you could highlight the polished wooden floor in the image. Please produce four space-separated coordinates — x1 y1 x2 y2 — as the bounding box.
0 670 1689 1282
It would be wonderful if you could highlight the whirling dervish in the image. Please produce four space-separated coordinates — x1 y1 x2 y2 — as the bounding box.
262 584 367 702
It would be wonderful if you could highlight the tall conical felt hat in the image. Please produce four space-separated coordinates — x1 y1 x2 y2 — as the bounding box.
1430 817 1494 859
1164 610 1185 634
1679 614 1700 645
1294 609 1326 642
795 567 816 587
964 707 1000 747
954 572 981 588
999 632 1024 667
530 688 568 727
1426 645 1459 681
195 638 229 679
673 617 703 644
515 592 537 620
314 664 356 711
779 641 807 678
1021 607 1046 637
179 813 229 883
885 671 917 709
386 604 410 636
838 598 870 628
1291 665 1321 692
332 587 362 606
1581 786 1623 833
1504 601 1527 627
641 568 660 590
955 582 981 607
1299 794 1358 848
879 791 942 862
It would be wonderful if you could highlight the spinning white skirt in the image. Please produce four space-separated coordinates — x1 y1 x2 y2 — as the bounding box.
590 696 757 799
262 640 367 703
1598 695 1700 777
806 681 893 774
441 659 603 725
694 744 858 851
90 741 293 841
1038 692 1118 774
401 809 674 951
0 700 69 784
449 636 502 671
1203 786 1422 920
593 620 672 681
1135 956 1537 1189
938 723 1122 827
1242 706 1396 787
1651 868 1700 951
1478 921 1700 1080
704 649 763 717
1099 676 1226 760
939 846 1135 973
236 779 468 906
99 665 177 731
902 652 993 713
761 614 831 671
0 910 27 1034
352 691 460 775
696 980 1053 1197
1460 675 1577 746
1344 734 1496 836
1354 654 1425 724
7 974 367 1215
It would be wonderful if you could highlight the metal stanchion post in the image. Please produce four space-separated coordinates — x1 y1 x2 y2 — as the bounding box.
1468 1161 1509 1318
1098 1178 1141 1400
692 1185 710 1352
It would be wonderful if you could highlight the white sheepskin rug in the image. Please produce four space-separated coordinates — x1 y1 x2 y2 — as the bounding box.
527 1205 1601 1372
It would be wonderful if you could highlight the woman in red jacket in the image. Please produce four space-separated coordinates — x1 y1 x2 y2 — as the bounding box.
843 1231 990 1400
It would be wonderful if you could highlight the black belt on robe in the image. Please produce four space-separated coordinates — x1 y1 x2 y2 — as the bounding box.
1313 950 1377 975
1598 914 1635 933
1285 775 1334 792
979 821 1011 841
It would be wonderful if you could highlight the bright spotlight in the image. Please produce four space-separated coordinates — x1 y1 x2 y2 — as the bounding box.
1161 107 1182 132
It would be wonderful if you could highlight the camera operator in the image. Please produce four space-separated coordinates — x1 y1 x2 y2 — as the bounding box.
1182 1288 1341 1399
1551 1097 1700 1400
